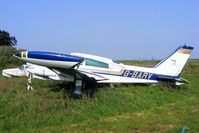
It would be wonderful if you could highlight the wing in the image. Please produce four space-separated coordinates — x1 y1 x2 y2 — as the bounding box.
14 51 109 81
47 67 107 81
77 69 107 81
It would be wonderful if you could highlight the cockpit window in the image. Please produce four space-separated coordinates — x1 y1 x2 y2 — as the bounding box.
85 59 109 68
24 66 29 69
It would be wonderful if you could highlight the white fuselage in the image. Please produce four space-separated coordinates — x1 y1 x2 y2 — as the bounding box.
72 53 159 84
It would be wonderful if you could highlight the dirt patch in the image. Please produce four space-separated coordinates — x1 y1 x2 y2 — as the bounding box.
191 106 199 112
159 124 174 133
102 112 154 122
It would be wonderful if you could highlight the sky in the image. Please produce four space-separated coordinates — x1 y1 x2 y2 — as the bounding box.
0 0 198 60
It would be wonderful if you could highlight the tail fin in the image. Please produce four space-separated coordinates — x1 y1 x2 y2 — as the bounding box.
154 45 194 76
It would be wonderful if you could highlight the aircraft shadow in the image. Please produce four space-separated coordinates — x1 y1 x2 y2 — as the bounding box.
49 81 102 100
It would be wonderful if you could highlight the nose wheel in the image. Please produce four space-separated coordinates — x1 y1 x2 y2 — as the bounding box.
26 73 33 90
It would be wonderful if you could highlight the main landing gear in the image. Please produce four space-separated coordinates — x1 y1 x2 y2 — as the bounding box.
74 79 83 95
74 77 97 96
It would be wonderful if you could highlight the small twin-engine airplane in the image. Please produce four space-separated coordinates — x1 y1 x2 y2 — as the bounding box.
2 45 194 95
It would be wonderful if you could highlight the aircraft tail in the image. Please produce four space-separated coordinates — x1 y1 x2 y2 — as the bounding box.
153 45 194 76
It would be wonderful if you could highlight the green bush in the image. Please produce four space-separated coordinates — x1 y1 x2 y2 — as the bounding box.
0 46 24 69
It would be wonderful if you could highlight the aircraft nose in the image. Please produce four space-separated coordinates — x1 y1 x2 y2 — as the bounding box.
14 52 22 58
2 69 12 77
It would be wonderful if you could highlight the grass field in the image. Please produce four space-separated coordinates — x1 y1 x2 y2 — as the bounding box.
0 60 199 132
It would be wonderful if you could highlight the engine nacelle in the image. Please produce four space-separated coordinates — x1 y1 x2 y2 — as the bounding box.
14 51 84 69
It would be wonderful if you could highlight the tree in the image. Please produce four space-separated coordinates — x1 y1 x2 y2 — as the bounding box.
0 30 17 47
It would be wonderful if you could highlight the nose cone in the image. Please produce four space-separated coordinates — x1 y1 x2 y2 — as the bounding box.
2 69 12 77
14 52 22 58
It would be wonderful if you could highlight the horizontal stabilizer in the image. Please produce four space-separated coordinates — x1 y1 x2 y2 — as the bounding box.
157 75 180 81
157 75 189 83
180 78 190 83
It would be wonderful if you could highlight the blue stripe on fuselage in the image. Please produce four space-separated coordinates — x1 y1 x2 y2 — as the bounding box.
90 69 180 81
27 51 84 62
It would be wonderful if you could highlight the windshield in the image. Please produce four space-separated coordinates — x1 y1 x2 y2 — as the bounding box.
18 65 24 70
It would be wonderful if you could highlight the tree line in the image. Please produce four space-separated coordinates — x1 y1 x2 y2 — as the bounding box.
0 30 17 47
0 30 24 69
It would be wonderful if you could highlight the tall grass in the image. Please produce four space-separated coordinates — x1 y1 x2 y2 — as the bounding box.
0 60 199 132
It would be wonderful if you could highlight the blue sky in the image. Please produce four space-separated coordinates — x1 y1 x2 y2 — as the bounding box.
1 0 198 60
